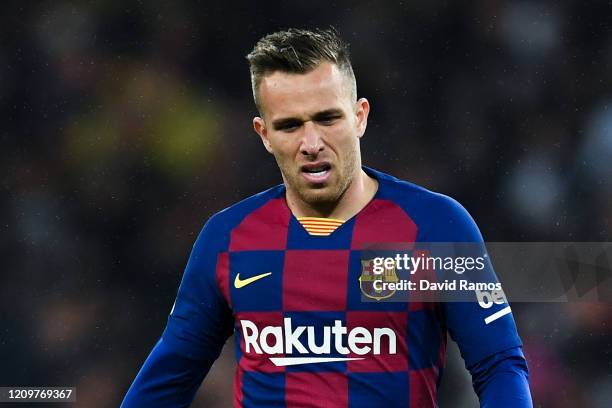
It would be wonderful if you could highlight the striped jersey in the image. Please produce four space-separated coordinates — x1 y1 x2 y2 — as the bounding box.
161 167 522 407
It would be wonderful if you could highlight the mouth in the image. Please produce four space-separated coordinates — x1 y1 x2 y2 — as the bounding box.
300 162 332 183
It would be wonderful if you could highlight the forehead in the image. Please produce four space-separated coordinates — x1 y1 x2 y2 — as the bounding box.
258 62 351 120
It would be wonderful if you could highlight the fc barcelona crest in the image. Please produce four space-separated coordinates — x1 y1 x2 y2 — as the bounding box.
359 259 399 301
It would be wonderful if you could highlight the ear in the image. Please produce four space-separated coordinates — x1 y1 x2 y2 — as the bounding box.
253 116 273 153
354 98 370 138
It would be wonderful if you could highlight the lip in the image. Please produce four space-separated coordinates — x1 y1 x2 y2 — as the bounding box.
300 162 332 184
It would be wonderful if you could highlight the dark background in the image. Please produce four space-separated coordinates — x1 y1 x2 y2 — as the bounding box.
2 1 611 407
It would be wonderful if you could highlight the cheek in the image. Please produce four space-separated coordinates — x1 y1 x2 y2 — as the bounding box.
270 137 298 161
331 128 358 156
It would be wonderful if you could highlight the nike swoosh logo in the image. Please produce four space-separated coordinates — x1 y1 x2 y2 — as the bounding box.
234 272 272 289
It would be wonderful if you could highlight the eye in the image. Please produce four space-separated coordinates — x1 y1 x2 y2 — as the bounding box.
275 121 302 133
318 115 341 126
280 124 300 133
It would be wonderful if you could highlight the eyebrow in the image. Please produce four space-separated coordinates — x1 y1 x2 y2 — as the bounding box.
271 108 345 130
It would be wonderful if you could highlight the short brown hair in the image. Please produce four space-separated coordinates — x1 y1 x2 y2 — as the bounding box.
246 27 357 113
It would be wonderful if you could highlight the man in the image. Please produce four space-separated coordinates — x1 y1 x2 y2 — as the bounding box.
122 28 532 407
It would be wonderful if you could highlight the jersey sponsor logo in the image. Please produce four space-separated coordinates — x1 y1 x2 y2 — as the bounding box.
476 289 512 324
475 288 507 309
240 318 397 366
234 272 272 289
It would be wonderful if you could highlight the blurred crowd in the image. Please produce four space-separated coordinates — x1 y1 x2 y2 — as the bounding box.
2 1 611 407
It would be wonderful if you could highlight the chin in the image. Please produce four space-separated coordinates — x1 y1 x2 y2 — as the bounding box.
297 185 342 206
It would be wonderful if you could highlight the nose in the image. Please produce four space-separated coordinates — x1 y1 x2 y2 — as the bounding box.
300 121 324 156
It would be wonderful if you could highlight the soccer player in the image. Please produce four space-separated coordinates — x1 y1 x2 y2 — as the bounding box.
122 28 532 407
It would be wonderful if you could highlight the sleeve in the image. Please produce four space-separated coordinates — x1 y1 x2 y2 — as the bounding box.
162 215 234 360
121 216 234 407
120 338 213 408
469 346 532 408
427 195 532 406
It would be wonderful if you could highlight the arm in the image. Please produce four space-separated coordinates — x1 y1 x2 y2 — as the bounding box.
122 216 233 407
121 338 214 408
469 346 532 408
426 195 532 406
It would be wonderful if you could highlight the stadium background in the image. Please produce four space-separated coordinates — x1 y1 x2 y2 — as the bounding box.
2 1 611 407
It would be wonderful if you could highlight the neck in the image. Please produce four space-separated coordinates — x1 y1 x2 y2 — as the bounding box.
286 168 378 220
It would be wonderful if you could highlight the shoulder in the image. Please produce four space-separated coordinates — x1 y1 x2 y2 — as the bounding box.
208 184 285 229
367 167 484 242
369 167 468 217
195 184 286 249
